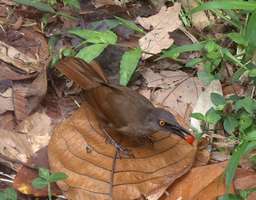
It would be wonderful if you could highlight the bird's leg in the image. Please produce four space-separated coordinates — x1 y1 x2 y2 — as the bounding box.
102 128 134 158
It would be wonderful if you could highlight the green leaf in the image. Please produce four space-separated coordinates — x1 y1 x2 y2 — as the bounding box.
161 42 206 59
245 10 256 57
244 130 256 141
185 58 203 68
32 177 48 189
120 48 142 86
248 69 256 77
49 172 68 183
39 168 50 180
218 193 242 200
211 92 225 106
198 71 216 85
89 19 120 30
226 141 256 191
62 48 76 57
14 0 56 13
239 113 253 131
191 112 205 121
76 43 108 63
232 68 247 82
63 0 80 9
224 116 238 133
2 188 17 200
115 16 145 33
69 29 117 44
205 108 221 124
239 188 256 199
191 1 256 14
227 32 248 46
235 97 256 114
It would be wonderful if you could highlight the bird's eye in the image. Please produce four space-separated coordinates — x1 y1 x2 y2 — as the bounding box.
159 120 166 126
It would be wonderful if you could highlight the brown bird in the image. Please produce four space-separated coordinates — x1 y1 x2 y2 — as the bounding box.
56 57 194 152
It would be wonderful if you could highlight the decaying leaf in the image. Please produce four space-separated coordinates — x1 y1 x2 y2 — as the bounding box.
190 80 222 132
48 103 197 200
234 168 256 200
0 88 14 114
137 3 182 59
13 147 62 196
13 66 47 121
16 111 53 153
180 0 211 31
160 162 231 200
140 69 204 122
0 40 39 73
0 128 32 164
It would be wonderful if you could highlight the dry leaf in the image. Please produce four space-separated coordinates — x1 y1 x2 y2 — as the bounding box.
13 66 47 121
191 80 222 132
0 128 32 163
48 103 197 200
13 147 62 196
160 162 231 200
16 111 53 153
0 88 14 114
180 0 210 31
234 168 256 200
137 3 182 59
141 69 204 122
0 40 39 73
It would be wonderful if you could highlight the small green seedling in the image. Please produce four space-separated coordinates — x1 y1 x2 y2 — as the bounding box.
0 188 17 200
32 168 68 200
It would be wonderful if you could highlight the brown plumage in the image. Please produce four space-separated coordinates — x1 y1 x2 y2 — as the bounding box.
56 57 194 145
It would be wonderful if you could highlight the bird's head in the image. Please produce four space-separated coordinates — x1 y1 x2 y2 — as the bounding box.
152 108 195 144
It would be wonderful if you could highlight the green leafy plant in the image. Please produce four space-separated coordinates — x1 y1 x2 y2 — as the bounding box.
0 188 17 200
15 0 80 11
67 17 144 86
32 168 68 200
192 92 256 195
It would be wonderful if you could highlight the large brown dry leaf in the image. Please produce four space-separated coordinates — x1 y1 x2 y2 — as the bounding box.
48 103 197 200
141 69 204 122
160 162 230 200
137 3 182 59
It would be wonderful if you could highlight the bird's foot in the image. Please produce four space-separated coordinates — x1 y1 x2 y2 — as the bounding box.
114 143 134 159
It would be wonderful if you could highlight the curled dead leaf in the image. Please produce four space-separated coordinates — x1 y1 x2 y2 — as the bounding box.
48 103 197 200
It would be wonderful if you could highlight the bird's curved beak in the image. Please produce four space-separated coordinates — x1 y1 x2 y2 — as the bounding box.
166 124 195 144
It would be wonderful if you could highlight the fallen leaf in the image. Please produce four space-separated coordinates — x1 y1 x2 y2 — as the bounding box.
0 128 32 163
13 66 47 121
137 3 182 59
141 69 204 122
234 168 256 200
0 88 14 114
0 111 16 130
16 111 53 153
160 162 232 200
190 80 222 132
0 40 39 73
180 0 210 31
48 103 197 200
13 147 62 196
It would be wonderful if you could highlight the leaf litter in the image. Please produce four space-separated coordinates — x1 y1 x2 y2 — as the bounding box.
0 0 255 200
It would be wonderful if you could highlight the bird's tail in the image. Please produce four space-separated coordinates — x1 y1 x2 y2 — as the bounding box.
55 57 108 90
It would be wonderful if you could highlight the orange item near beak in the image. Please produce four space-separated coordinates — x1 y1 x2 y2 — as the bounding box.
185 135 195 145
